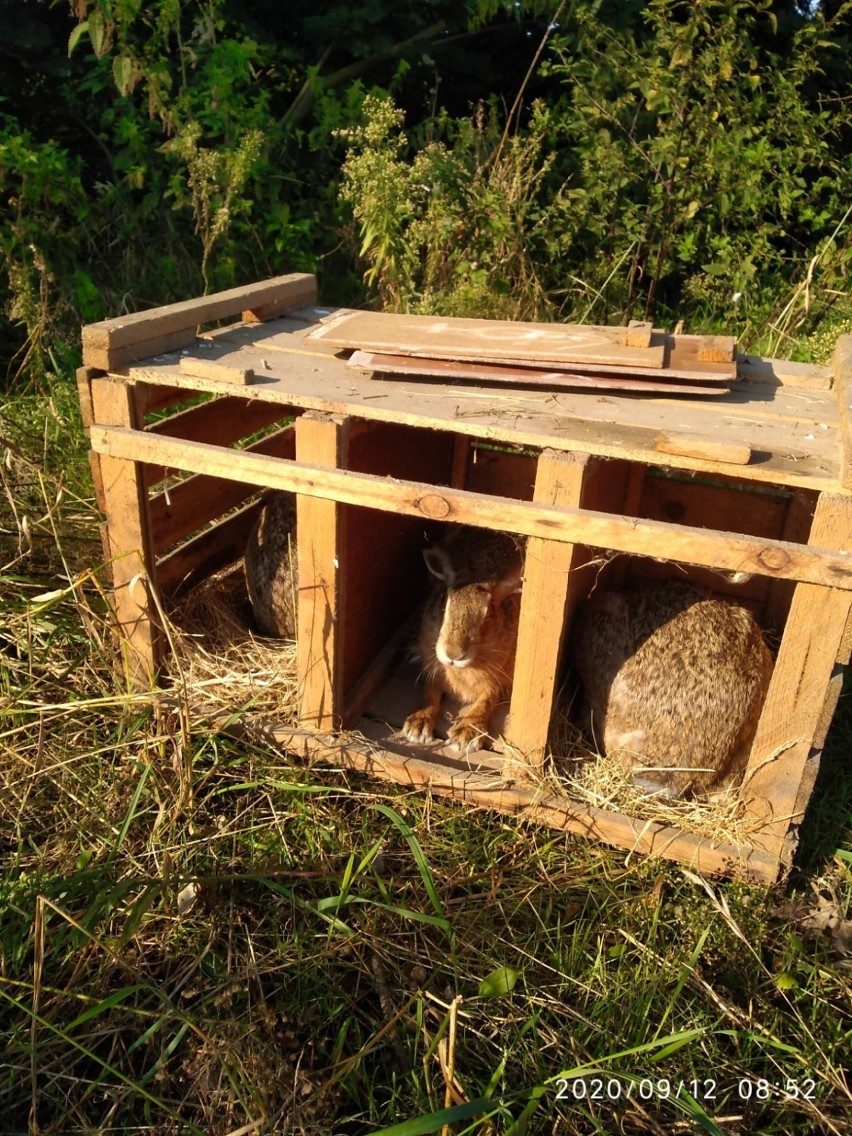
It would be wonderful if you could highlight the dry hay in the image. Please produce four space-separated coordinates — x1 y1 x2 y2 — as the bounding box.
163 563 299 721
540 698 750 847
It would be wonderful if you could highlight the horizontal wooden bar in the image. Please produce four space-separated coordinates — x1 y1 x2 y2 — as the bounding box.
90 424 852 590
250 720 783 883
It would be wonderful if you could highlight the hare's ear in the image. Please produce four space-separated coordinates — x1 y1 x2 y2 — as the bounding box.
423 546 457 585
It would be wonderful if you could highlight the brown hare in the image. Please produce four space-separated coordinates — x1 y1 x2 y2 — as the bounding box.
244 490 298 638
571 581 773 797
402 526 525 755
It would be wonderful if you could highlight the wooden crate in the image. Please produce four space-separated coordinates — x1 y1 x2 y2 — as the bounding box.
77 273 852 884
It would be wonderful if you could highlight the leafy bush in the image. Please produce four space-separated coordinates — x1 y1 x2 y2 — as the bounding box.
339 0 852 341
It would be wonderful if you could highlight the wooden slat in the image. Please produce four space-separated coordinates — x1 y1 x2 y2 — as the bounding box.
626 320 653 348
149 424 296 552
260 722 781 883
349 350 729 396
138 382 199 417
155 498 262 595
140 393 295 490
738 354 832 390
295 413 350 730
697 334 736 363
741 492 852 860
311 310 666 369
179 356 254 386
655 431 751 465
508 451 590 765
82 273 317 370
763 490 816 633
147 393 292 445
89 425 852 592
89 377 160 684
76 366 106 511
833 333 852 489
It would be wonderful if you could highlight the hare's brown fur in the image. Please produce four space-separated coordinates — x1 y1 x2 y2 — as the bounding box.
244 491 298 638
571 581 773 797
403 527 524 754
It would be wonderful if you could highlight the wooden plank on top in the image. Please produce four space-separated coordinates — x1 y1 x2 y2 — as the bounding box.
309 309 667 369
833 333 852 489
82 273 317 368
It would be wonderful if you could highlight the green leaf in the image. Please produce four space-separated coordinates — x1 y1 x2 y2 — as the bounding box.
775 971 798 991
67 21 89 58
365 1098 495 1136
478 964 519 998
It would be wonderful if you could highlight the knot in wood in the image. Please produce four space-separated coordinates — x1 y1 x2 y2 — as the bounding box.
417 493 452 519
757 546 791 573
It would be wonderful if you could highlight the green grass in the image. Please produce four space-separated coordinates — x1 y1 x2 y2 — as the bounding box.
1 347 852 1135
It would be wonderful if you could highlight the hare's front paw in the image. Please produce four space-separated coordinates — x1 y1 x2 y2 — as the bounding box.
403 707 438 744
448 716 490 755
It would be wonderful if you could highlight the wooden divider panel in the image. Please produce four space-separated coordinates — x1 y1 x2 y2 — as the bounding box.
341 422 456 697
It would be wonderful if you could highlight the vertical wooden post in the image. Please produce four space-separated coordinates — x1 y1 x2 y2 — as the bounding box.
763 489 815 634
507 450 591 766
741 492 852 863
295 412 350 731
87 374 160 687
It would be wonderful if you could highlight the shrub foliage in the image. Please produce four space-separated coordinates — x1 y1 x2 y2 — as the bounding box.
1 0 851 382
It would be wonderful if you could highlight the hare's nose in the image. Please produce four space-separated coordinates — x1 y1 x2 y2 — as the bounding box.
437 642 473 667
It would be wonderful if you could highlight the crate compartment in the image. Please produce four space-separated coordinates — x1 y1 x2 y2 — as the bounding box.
78 274 852 883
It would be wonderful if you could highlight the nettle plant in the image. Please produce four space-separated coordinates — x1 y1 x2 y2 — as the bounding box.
542 0 852 325
340 1 852 333
338 94 558 320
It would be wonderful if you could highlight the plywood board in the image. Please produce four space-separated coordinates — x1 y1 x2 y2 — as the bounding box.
310 310 667 369
349 350 729 396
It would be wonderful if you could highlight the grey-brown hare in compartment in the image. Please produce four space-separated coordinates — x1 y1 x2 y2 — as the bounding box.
571 581 773 797
244 490 298 638
402 526 525 754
